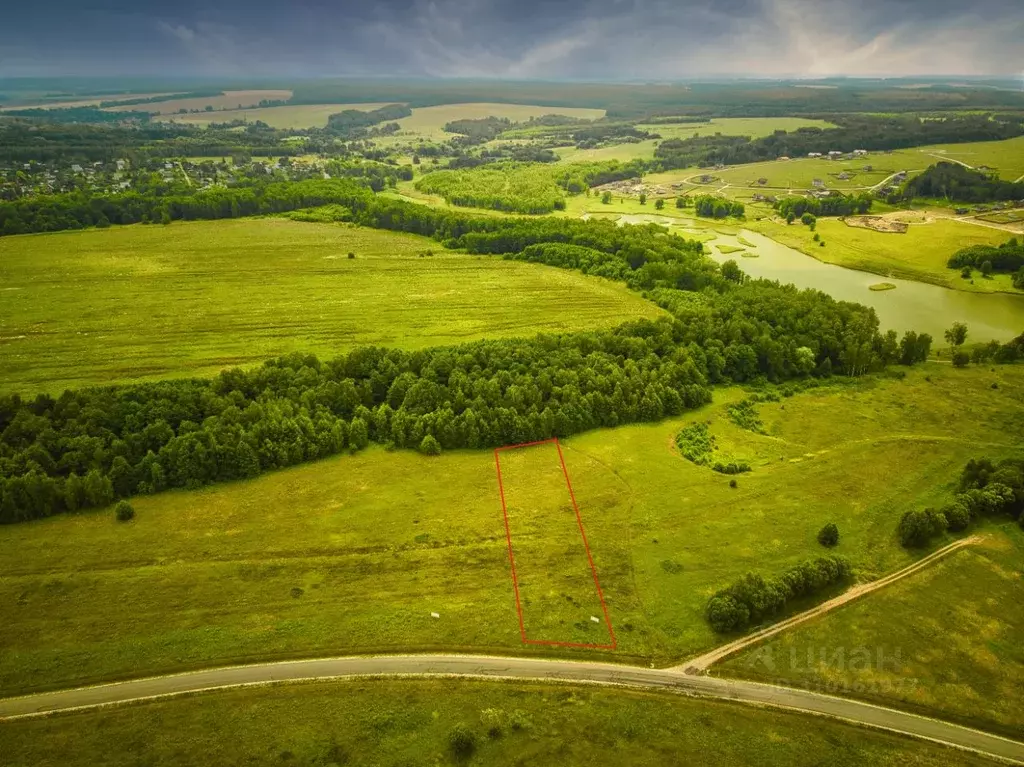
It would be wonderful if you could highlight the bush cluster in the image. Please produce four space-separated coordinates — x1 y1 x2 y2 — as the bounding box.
897 456 1024 547
706 556 850 633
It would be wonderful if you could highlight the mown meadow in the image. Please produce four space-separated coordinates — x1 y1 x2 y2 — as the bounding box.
0 218 663 393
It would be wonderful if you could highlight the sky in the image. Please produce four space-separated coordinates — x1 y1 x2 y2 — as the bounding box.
1 0 1022 80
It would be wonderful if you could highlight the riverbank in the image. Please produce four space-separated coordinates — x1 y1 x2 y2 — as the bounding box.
745 215 1021 295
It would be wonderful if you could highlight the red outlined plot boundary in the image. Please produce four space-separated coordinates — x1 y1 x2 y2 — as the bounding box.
494 437 617 650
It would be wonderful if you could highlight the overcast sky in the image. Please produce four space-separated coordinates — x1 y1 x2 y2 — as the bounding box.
2 0 1022 79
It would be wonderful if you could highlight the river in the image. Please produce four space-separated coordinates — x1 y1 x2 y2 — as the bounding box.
603 214 1024 343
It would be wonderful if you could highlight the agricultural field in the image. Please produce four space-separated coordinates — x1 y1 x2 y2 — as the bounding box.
0 91 182 111
746 215 1016 292
2 363 1021 694
104 89 294 114
555 140 662 164
388 103 605 142
721 524 1024 738
634 116 839 140
0 678 989 767
160 102 394 128
0 219 662 393
650 154 922 194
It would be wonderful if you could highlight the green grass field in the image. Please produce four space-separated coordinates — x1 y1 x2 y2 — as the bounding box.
0 679 990 767
746 216 1015 292
636 117 838 140
0 219 662 393
2 363 1021 695
913 136 1024 181
388 103 604 142
721 525 1024 738
160 102 394 128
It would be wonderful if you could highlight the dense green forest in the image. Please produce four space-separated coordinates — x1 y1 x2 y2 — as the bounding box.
284 79 1024 119
414 163 566 213
903 162 1024 203
325 104 412 137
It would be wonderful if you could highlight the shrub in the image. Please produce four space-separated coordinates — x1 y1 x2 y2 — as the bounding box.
952 350 970 368
729 479 738 488
419 434 442 456
942 502 971 532
817 522 839 547
115 500 135 522
705 594 750 633
448 724 477 759
347 252 355 259
898 508 947 548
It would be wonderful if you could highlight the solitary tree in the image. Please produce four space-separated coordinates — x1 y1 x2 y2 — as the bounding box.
675 197 685 208
639 192 647 205
817 523 839 547
601 191 612 204
115 500 135 522
980 260 993 277
654 198 665 210
944 322 968 352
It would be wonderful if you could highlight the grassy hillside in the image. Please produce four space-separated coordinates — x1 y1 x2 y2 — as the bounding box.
0 679 990 767
0 218 663 393
720 525 1024 738
1 363 1021 694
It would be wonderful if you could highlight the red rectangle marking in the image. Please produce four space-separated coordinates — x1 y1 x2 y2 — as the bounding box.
494 437 616 650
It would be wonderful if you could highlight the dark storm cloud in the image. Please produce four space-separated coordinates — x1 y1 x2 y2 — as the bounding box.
1 0 1022 78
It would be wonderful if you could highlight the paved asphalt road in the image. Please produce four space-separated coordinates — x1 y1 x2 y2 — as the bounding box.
1 655 1022 764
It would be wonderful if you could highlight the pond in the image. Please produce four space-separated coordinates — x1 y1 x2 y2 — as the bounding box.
597 214 1024 343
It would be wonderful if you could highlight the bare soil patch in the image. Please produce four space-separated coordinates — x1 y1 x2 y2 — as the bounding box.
844 216 908 234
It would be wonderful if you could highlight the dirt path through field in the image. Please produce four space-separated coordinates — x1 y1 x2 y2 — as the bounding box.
676 535 984 674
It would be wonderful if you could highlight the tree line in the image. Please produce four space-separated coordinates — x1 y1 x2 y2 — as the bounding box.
706 555 850 633
775 193 873 219
0 321 713 523
898 455 1024 547
903 162 1024 204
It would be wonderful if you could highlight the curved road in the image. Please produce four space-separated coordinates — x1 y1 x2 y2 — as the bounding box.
1 654 1022 763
